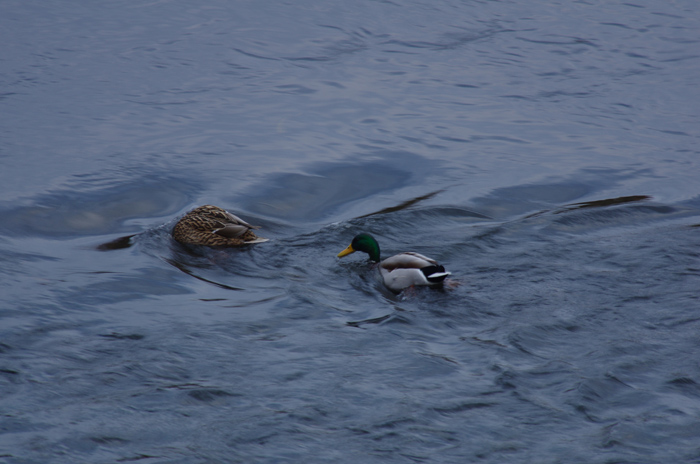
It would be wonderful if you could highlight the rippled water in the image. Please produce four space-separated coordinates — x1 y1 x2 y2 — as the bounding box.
2 0 700 463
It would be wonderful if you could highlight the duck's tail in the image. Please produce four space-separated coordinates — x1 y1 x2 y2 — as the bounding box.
421 265 451 284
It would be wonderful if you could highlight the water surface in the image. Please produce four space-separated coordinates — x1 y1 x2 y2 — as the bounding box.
1 0 700 463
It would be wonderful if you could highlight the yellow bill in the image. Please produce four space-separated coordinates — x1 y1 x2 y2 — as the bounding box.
337 244 355 257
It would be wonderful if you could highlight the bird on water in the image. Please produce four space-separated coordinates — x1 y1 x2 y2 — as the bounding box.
172 205 268 247
337 233 450 292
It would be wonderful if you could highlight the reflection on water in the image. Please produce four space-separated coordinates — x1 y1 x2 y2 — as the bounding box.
0 175 192 237
240 155 434 222
96 234 136 251
563 195 651 211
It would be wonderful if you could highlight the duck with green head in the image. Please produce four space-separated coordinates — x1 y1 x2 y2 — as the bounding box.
337 233 451 292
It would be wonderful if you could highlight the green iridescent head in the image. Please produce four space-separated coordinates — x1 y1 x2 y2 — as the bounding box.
337 233 381 262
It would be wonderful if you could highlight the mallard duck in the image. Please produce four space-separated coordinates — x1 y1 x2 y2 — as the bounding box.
337 233 450 292
172 205 268 247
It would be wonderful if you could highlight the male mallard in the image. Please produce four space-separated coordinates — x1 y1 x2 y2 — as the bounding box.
337 233 451 292
172 205 268 247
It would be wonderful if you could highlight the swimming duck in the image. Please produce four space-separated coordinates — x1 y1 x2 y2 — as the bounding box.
337 233 451 292
172 205 268 247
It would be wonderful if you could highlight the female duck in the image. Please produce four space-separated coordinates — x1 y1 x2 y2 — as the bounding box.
337 233 450 292
172 205 268 247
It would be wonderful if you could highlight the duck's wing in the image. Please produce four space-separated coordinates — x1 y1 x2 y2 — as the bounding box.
222 211 260 230
380 252 438 270
379 252 450 291
213 222 251 238
212 210 263 238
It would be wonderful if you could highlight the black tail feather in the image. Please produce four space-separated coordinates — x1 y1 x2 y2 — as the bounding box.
421 265 450 283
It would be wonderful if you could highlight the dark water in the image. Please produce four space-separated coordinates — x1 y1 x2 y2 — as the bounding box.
2 1 700 463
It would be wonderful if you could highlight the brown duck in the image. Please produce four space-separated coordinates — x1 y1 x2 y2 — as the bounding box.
172 205 268 247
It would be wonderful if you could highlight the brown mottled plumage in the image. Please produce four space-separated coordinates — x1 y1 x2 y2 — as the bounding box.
172 205 268 247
